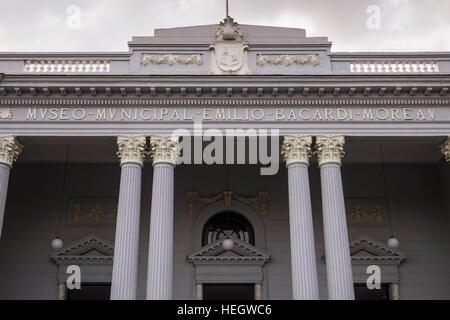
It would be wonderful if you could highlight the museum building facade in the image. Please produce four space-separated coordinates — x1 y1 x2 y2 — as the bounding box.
0 16 449 300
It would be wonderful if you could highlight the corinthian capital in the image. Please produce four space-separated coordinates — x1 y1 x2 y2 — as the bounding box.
117 135 147 166
281 135 313 167
150 135 180 166
441 136 450 162
0 135 23 167
315 135 345 166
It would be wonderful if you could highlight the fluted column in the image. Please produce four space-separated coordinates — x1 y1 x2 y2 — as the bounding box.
146 135 180 300
281 135 319 300
441 136 450 162
316 135 354 300
0 135 23 239
110 135 147 300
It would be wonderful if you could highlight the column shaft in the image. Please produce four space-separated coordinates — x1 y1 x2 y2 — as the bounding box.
146 163 174 300
287 163 319 299
111 134 146 300
110 163 142 300
320 163 354 300
0 163 11 239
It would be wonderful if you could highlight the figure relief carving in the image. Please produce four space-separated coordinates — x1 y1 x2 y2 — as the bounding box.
281 135 313 166
315 135 345 166
209 16 251 75
0 135 23 167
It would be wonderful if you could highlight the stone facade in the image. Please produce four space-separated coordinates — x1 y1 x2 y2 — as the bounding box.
0 16 449 300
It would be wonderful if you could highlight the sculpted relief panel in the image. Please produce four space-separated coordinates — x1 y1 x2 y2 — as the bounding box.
141 54 203 66
209 16 251 75
257 54 319 67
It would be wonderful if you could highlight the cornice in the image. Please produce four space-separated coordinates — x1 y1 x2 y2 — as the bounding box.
1 97 449 107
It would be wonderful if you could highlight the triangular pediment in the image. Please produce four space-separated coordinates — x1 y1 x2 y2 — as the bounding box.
50 234 114 265
189 239 270 264
349 236 406 264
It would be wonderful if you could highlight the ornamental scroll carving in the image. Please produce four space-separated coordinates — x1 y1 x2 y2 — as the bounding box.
0 109 13 120
257 54 319 67
141 54 203 66
346 204 384 224
187 191 269 216
67 198 118 225
72 203 117 223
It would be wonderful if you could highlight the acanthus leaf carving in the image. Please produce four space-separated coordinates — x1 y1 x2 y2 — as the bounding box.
116 135 147 165
281 135 313 166
150 135 181 166
315 135 345 166
0 135 23 167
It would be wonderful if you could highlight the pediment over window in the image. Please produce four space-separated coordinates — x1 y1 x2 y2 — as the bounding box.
50 234 114 265
189 239 270 264
349 236 406 265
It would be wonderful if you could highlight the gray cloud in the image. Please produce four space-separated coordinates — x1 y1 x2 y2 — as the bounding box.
0 0 449 52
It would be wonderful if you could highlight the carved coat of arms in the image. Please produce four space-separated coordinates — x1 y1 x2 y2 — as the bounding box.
209 16 251 75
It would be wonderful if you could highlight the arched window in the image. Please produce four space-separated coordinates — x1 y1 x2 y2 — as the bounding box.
202 211 255 246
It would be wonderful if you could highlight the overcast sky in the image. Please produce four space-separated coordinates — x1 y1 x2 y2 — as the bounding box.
0 0 449 52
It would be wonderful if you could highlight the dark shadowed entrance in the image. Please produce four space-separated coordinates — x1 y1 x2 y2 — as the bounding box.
203 284 254 300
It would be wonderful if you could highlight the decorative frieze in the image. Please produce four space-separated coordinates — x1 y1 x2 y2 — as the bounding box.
315 135 345 166
281 135 313 166
68 198 118 225
2 97 450 107
0 135 23 167
257 54 319 67
346 199 386 225
441 136 450 162
350 61 439 73
24 60 110 73
116 135 147 165
187 190 269 216
141 54 203 66
149 135 180 166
